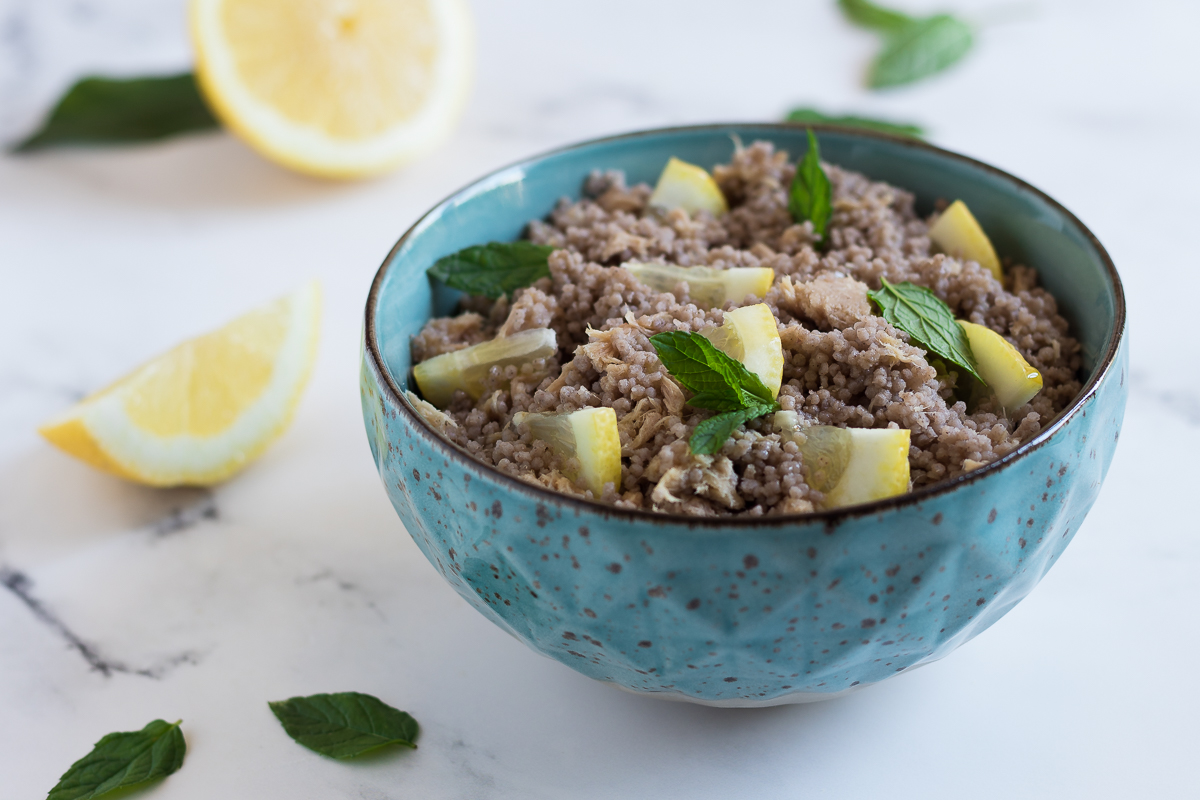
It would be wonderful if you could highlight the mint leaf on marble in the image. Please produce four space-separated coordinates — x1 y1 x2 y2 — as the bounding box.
837 0 915 32
837 0 975 89
784 108 925 139
428 242 555 299
47 719 186 800
868 277 982 381
269 692 419 759
13 74 218 152
789 128 833 241
870 14 974 88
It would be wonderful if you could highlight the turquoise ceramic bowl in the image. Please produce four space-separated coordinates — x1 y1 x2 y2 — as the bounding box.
361 124 1126 706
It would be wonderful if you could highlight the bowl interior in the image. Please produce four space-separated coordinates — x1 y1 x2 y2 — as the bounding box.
373 124 1119 407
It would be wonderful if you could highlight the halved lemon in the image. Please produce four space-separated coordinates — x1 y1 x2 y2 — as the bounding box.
39 281 321 487
703 303 784 398
648 157 728 216
623 262 774 309
191 0 474 178
513 407 621 497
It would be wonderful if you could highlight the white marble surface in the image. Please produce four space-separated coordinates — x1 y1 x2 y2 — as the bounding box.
1 0 1197 797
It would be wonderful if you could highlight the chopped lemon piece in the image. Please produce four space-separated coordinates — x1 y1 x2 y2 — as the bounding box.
928 200 1002 279
513 407 621 496
413 328 556 408
823 428 911 508
775 415 910 509
959 321 1043 410
191 0 474 178
623 262 774 309
648 157 728 216
39 281 321 487
703 303 784 398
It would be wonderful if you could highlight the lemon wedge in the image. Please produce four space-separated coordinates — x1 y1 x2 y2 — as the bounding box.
959 321 1043 410
703 303 784 398
623 262 774 309
774 414 910 509
413 328 557 408
513 407 621 497
39 281 321 487
191 0 474 178
648 157 728 216
928 200 1002 279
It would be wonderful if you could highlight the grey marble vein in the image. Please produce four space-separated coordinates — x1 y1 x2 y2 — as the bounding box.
0 564 203 678
149 493 218 538
296 568 387 620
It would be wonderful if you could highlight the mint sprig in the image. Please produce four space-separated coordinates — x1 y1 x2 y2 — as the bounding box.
789 129 833 242
427 242 554 299
690 403 778 455
48 719 186 800
269 692 419 759
868 277 982 381
13 74 217 152
837 0 975 90
649 331 779 454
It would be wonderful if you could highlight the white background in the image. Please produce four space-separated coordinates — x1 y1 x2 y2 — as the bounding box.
1 1 1197 797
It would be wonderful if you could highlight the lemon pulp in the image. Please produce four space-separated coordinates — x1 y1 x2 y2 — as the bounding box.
191 0 474 177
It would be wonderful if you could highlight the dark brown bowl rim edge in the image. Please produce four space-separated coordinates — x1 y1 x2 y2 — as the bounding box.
363 122 1127 531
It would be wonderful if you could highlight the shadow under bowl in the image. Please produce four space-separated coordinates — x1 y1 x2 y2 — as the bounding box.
360 124 1127 706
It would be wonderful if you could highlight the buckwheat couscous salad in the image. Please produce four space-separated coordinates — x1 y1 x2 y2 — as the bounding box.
404 134 1080 517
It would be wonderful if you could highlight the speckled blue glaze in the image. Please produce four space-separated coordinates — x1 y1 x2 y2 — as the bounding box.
361 125 1127 706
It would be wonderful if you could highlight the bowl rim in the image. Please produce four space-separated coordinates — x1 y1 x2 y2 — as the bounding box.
364 122 1126 530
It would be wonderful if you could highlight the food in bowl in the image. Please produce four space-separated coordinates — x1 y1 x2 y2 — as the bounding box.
362 123 1126 705
406 139 1081 516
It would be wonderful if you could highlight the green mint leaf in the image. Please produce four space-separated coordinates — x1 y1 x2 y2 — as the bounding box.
690 403 778 455
784 108 925 139
269 692 419 759
837 0 915 32
649 331 782 454
685 391 752 413
789 128 833 240
868 277 982 381
427 242 555 300
649 331 776 409
48 719 185 800
13 74 217 152
869 14 974 89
